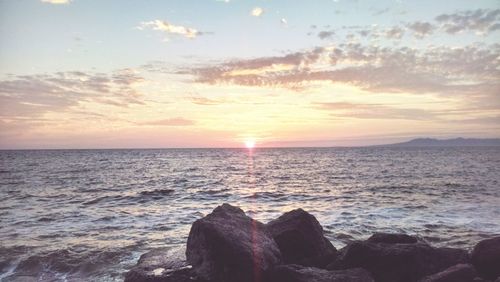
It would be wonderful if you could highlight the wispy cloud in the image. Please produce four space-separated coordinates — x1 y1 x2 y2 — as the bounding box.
384 26 405 39
436 9 500 34
41 0 71 4
318 30 335 40
372 7 390 16
139 118 195 126
0 69 144 118
186 43 500 104
406 21 435 38
189 97 223 106
318 9 499 41
138 20 204 39
316 102 437 120
251 7 264 17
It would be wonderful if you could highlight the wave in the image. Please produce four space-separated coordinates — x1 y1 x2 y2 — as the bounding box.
4 248 129 281
82 188 176 206
139 188 175 197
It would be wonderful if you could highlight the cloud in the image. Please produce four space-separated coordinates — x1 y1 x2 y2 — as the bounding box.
318 9 498 42
447 115 500 125
251 7 264 17
41 0 71 4
186 43 500 102
435 9 500 34
0 69 144 118
317 102 500 125
384 26 405 39
372 7 390 16
316 102 437 120
138 20 204 39
190 97 222 106
318 30 335 40
139 118 195 126
406 21 435 38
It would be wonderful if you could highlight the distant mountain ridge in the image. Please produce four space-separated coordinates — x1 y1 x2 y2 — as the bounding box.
382 138 500 147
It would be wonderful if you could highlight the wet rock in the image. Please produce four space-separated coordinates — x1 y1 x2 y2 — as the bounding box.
471 236 500 280
328 240 469 282
296 252 339 269
367 233 419 244
419 263 477 282
186 203 282 282
124 247 202 282
267 264 374 282
266 209 337 267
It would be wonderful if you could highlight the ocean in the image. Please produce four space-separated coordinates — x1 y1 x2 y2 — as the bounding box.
1 147 499 281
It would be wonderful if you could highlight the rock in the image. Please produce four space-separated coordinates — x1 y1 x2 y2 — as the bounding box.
419 263 477 282
267 264 374 282
328 240 469 282
295 252 339 269
367 233 419 244
266 209 337 267
471 236 500 280
124 247 202 282
186 203 282 282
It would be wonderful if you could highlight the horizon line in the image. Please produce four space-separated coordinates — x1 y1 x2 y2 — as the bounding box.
1 137 499 151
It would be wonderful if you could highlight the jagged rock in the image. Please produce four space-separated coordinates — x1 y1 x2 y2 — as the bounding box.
267 264 374 282
419 263 477 282
186 203 281 282
266 209 337 267
328 240 469 282
471 236 500 280
124 247 202 282
367 233 419 244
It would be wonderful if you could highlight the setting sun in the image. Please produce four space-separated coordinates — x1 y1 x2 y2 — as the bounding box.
244 140 256 149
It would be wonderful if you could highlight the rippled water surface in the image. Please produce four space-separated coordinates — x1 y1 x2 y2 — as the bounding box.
1 147 500 281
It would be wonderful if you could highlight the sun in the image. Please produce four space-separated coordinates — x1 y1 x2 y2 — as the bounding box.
244 139 256 149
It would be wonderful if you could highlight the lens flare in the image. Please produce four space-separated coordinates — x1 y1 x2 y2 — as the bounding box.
245 139 256 149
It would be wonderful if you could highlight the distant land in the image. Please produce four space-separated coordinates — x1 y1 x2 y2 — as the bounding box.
379 137 500 147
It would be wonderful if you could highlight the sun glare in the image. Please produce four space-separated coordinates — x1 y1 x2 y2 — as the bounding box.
244 139 256 149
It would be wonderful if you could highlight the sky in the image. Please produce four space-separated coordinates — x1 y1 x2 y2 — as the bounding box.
0 0 499 148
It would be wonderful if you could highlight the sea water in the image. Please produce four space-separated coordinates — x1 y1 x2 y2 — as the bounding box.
1 147 499 281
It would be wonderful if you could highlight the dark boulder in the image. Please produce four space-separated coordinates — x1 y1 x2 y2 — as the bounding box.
328 240 469 282
419 263 477 282
186 203 281 282
266 209 337 267
295 252 339 269
367 233 419 244
267 264 374 282
471 236 500 280
124 247 203 282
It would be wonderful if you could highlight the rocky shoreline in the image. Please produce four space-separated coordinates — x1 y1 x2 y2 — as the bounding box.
125 204 500 282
